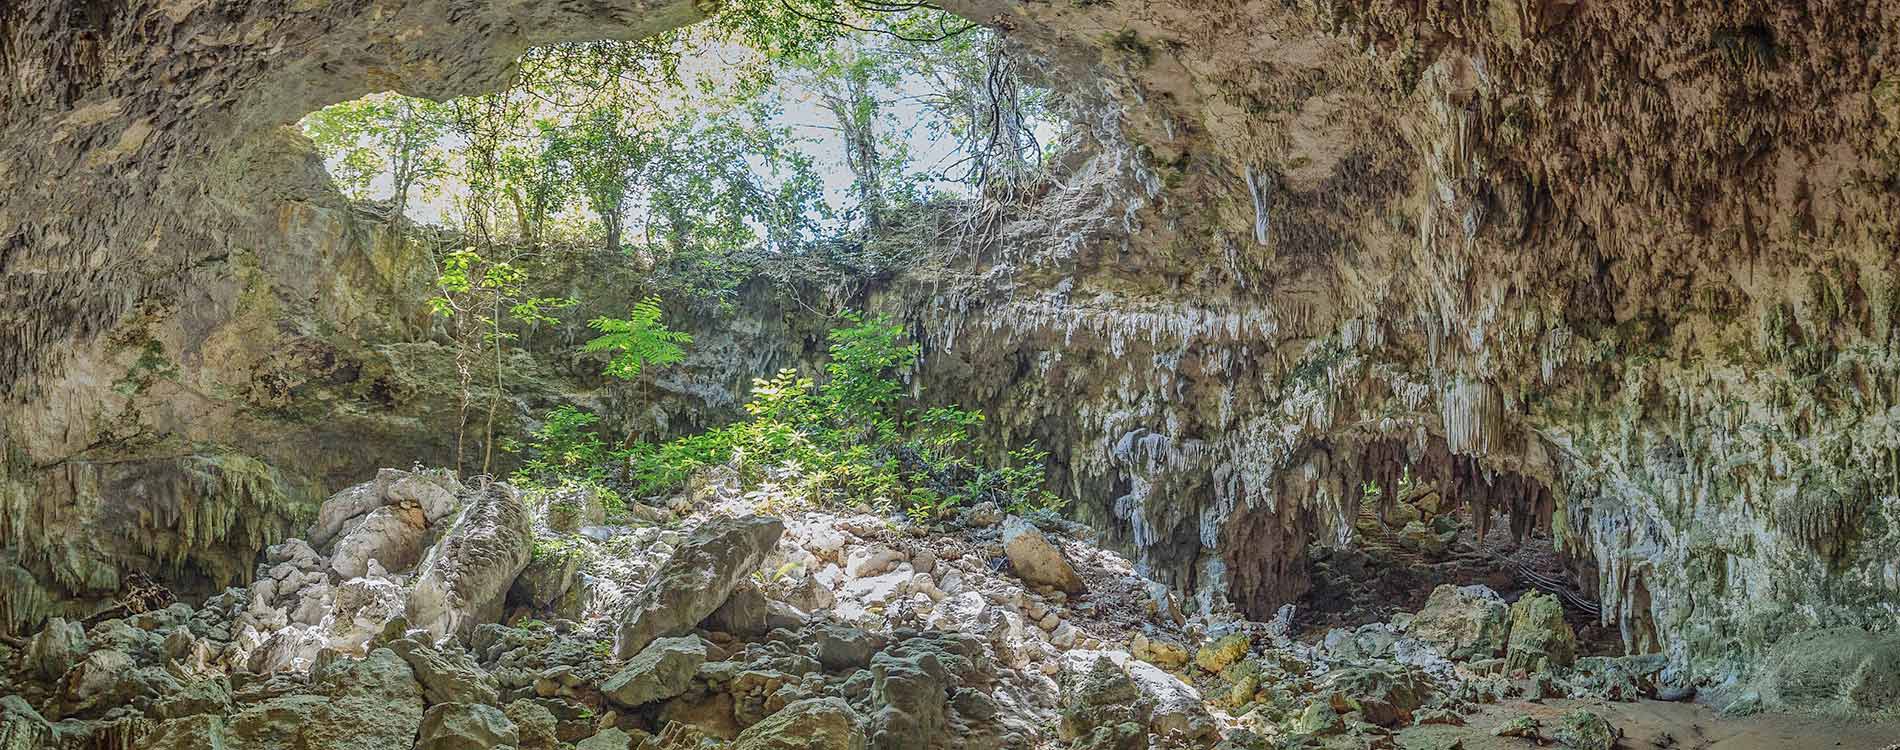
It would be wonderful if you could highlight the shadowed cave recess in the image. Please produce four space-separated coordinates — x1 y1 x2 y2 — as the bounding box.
2 0 1900 747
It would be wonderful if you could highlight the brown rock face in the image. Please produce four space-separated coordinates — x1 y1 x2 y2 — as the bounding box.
4 0 1899 687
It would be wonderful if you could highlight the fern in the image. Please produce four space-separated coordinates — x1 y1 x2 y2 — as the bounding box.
584 296 693 380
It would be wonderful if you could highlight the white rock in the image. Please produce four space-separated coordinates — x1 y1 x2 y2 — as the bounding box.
308 481 387 548
813 563 846 590
407 483 534 641
381 468 461 523
845 546 905 578
325 576 406 654
330 504 426 579
910 573 945 602
841 569 910 606
1051 621 1078 649
802 526 850 563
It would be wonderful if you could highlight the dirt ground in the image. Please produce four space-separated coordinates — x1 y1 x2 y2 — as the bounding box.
1397 698 1900 750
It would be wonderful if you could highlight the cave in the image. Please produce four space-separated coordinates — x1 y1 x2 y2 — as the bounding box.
3 0 1900 747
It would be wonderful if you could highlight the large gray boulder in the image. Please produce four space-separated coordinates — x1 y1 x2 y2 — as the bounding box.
408 482 535 641
215 648 426 749
418 703 519 750
23 617 85 681
734 698 867 750
1407 584 1510 660
330 504 427 579
310 480 389 549
310 469 462 548
602 633 707 708
614 515 784 659
391 637 502 706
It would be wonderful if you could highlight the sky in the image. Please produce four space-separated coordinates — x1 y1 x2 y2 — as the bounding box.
328 35 997 230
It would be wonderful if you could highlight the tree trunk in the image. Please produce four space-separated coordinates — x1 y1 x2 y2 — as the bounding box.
481 298 503 476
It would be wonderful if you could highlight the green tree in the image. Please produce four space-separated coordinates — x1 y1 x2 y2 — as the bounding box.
430 247 573 474
546 107 662 254
584 297 693 380
301 94 450 221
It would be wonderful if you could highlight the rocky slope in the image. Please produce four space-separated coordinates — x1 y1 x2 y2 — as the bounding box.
4 0 1900 700
3 468 1892 749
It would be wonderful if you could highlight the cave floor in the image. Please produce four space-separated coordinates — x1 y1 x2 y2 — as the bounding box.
1397 698 1900 749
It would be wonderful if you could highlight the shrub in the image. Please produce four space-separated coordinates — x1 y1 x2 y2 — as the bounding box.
615 312 1065 523
510 405 610 483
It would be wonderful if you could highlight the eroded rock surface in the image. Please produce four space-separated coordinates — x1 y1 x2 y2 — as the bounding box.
614 514 784 658
4 0 1899 705
409 481 535 641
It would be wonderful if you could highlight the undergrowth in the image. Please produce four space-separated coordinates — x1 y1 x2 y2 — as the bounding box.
514 312 1065 524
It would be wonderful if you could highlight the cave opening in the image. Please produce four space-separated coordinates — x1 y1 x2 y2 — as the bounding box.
1286 437 1621 655
283 5 1075 487
11 1 1900 744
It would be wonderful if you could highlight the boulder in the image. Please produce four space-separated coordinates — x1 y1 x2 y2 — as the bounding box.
331 504 427 579
1195 632 1250 674
866 640 952 750
602 634 707 708
310 480 389 548
702 579 771 636
614 515 784 659
576 727 633 750
0 695 53 750
1130 633 1189 669
1001 519 1084 592
1321 664 1433 727
1551 708 1618 750
1762 627 1900 713
1058 650 1211 742
391 637 501 706
408 482 535 640
811 625 887 672
1491 714 1539 738
1385 501 1423 528
1397 520 1449 555
846 546 905 578
53 649 137 716
505 699 561 750
509 547 583 610
384 468 464 524
1408 584 1511 660
325 576 408 654
1504 592 1576 673
1123 657 1211 737
223 648 425 749
23 617 85 681
418 703 519 750
1058 654 1143 742
734 697 867 750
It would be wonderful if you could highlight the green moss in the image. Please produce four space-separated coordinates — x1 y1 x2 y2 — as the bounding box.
112 338 178 397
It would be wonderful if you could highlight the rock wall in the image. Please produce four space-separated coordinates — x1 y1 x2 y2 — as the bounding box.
891 0 1900 684
0 0 717 630
4 0 1900 687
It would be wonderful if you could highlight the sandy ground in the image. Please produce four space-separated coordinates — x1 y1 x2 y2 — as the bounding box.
1397 698 1900 750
